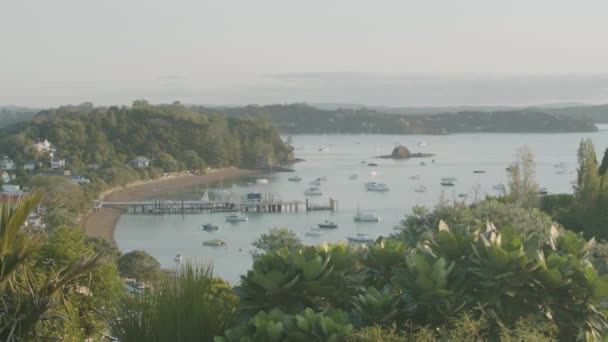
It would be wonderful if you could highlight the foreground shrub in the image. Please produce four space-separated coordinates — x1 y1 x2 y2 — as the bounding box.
108 261 237 342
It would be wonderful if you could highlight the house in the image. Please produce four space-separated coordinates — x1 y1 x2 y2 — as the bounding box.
1 172 10 183
0 156 15 170
33 139 52 153
2 184 22 196
130 156 150 168
51 159 66 169
24 160 40 171
69 175 90 184
88 163 101 170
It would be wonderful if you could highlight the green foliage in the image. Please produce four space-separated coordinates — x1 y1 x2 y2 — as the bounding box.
217 308 353 342
0 194 108 340
506 145 540 208
109 261 237 342
251 227 303 258
117 250 162 282
236 243 360 316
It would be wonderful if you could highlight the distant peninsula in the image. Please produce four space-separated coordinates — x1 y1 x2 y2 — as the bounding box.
205 104 598 134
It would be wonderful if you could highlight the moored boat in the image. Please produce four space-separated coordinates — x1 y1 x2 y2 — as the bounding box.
203 239 227 247
201 223 219 231
354 203 380 222
347 236 375 243
317 220 338 229
367 162 378 167
256 178 269 184
473 170 486 174
414 185 427 193
365 182 390 192
440 180 455 186
304 187 323 196
225 212 248 222
288 176 303 182
410 175 421 180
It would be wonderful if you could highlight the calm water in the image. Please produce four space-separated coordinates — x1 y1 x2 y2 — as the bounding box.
115 127 608 283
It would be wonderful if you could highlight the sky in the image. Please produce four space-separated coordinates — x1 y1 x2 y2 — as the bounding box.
1 1 608 108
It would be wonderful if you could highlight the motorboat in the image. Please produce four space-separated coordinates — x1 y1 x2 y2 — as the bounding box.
318 147 330 152
317 220 338 229
458 193 467 198
201 223 219 231
473 170 486 174
203 239 227 247
256 178 269 184
225 212 248 222
410 175 421 180
288 176 303 182
347 236 375 243
353 203 380 222
414 185 427 193
304 187 323 196
442 177 457 182
310 178 324 186
440 180 455 186
367 162 378 167
417 141 428 147
349 173 358 180
365 182 390 192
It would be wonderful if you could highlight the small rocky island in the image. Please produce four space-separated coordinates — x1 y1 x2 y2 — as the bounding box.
376 145 434 159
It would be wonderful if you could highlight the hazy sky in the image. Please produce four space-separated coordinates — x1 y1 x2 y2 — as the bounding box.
2 1 608 107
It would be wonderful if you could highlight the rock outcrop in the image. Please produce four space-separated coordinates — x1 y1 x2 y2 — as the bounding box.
377 145 434 159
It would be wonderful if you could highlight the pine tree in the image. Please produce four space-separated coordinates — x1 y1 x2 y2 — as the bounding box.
575 139 601 209
599 148 608 177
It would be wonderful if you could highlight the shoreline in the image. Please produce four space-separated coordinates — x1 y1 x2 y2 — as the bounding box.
82 168 256 247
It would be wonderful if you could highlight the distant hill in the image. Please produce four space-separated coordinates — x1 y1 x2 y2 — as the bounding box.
541 104 608 123
0 106 40 127
201 104 597 134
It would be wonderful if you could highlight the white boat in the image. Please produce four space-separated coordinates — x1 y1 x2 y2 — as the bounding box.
414 185 427 193
353 203 380 222
365 182 390 192
440 180 455 186
348 225 375 243
318 147 330 152
347 236 375 243
256 178 269 184
442 177 457 182
317 220 338 229
288 176 303 182
225 212 248 222
349 174 358 180
304 187 323 196
417 141 428 147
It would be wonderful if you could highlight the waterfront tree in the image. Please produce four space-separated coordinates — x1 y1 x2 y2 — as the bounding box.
506 145 539 208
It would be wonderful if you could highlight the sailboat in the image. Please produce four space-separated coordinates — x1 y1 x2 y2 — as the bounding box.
209 177 230 200
347 225 375 243
353 203 380 222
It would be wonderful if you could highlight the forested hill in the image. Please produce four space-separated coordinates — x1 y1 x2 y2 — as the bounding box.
0 102 293 170
205 104 597 134
0 106 39 127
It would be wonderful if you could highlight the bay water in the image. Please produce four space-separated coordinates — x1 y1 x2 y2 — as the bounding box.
115 127 608 283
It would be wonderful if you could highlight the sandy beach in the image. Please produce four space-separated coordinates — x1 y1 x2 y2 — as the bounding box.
82 168 255 246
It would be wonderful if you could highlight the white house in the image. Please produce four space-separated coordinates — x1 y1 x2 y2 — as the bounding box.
33 139 52 152
51 159 66 169
2 184 22 195
1 172 10 184
0 156 15 170
130 156 150 168
24 160 39 171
